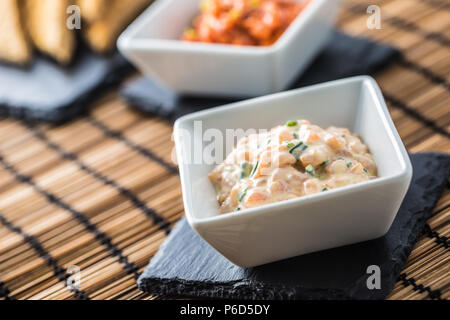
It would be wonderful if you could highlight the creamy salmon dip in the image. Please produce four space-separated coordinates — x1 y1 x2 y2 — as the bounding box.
209 120 378 213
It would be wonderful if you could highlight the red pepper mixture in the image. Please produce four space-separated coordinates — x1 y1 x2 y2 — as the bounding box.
182 0 311 46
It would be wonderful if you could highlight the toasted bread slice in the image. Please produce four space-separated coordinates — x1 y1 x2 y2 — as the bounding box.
0 0 31 65
77 0 106 23
24 0 76 64
85 0 152 53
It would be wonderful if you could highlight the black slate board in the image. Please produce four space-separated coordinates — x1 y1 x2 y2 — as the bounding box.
138 153 450 300
0 49 133 123
121 31 400 121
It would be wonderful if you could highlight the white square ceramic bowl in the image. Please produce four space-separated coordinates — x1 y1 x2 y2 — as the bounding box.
118 0 340 97
174 76 413 267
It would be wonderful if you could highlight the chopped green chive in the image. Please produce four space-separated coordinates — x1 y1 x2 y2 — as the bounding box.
238 187 248 202
289 142 304 153
283 141 295 148
341 134 346 137
305 164 315 176
240 162 253 179
363 168 368 174
250 161 259 178
322 188 328 192
286 120 298 127
267 139 271 145
236 207 241 211
347 162 352 168
289 142 304 160
289 142 308 160
338 157 345 161
293 133 299 139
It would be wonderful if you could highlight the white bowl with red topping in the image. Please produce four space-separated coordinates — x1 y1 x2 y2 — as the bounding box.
118 0 340 97
174 76 413 267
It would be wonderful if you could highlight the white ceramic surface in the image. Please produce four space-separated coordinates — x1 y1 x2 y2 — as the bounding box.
118 0 340 97
174 76 413 267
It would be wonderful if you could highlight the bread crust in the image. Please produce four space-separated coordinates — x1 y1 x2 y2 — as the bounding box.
85 0 152 53
24 0 76 65
76 0 106 23
0 0 32 65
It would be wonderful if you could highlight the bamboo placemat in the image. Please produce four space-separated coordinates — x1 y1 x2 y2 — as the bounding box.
0 0 449 300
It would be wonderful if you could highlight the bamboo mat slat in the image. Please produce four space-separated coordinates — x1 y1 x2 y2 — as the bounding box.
0 0 449 300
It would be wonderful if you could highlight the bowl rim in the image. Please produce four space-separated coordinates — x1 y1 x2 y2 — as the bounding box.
118 0 330 55
174 76 413 226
